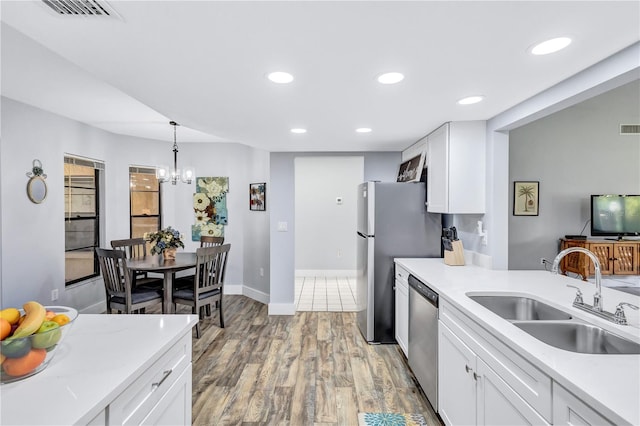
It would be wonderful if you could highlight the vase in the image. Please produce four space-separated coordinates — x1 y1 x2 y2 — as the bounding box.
163 248 177 260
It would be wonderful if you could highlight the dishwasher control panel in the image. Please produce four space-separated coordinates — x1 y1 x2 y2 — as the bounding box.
408 274 438 306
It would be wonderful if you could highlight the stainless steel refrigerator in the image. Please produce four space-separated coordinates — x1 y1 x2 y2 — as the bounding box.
356 181 441 343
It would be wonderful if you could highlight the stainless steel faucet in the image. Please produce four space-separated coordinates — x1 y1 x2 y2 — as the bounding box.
551 246 603 311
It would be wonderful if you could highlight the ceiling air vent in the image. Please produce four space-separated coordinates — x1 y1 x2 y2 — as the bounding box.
41 0 120 18
620 124 640 135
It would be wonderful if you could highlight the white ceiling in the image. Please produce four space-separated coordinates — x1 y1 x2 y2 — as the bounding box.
2 1 639 151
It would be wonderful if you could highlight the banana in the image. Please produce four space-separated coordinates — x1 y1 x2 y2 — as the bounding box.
11 301 46 338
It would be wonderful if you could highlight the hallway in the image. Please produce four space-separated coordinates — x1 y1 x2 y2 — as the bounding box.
295 276 357 312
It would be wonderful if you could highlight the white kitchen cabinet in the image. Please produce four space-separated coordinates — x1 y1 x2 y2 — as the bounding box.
439 323 549 426
394 264 410 357
141 364 192 425
438 298 553 426
426 121 486 213
1 314 197 426
477 358 548 425
109 332 192 425
438 322 477 426
553 383 614 426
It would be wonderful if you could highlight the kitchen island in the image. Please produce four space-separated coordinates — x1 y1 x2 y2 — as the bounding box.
396 258 640 426
1 313 198 425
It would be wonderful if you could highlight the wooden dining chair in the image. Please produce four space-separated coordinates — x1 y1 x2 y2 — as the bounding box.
111 238 163 289
173 235 226 291
200 236 224 247
172 244 230 338
96 248 164 314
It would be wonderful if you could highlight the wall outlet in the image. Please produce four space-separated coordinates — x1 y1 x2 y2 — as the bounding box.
51 289 59 301
259 267 264 277
540 258 547 265
337 249 342 258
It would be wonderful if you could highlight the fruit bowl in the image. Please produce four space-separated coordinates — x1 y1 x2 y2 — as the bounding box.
1 305 78 384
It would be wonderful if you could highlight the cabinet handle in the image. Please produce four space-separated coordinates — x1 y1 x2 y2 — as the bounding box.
465 365 472 374
152 369 173 390
473 372 479 381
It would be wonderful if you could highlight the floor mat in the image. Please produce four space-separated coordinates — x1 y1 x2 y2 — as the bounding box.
358 412 428 426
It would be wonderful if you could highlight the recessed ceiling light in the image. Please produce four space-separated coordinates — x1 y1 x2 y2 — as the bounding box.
457 95 484 105
356 128 372 133
290 128 307 134
267 71 294 84
377 72 404 84
530 37 572 55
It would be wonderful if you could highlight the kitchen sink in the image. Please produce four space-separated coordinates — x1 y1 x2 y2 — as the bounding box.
514 321 640 354
468 295 573 321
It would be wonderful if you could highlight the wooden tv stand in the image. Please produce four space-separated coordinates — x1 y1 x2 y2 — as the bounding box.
559 238 640 280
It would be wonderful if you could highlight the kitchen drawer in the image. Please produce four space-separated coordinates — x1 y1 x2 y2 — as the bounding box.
109 332 192 425
440 301 552 422
395 264 410 286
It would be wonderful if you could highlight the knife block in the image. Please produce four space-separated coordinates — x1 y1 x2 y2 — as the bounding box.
444 240 465 266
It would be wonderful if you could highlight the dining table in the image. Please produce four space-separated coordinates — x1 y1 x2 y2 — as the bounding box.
127 252 197 314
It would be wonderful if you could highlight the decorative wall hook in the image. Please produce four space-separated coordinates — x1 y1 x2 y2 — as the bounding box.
26 159 47 179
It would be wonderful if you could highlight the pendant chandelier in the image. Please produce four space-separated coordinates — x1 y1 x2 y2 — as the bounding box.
156 121 194 185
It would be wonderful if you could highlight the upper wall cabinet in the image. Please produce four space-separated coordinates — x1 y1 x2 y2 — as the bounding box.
426 121 486 214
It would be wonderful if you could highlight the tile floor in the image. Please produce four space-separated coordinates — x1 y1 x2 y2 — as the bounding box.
295 276 358 312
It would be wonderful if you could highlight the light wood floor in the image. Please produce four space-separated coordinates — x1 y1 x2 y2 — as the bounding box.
180 295 441 426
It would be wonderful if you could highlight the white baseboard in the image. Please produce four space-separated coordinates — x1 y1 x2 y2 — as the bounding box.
224 284 243 295
296 269 357 278
243 286 270 304
268 303 296 315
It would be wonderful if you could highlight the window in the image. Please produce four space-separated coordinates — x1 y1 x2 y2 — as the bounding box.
64 156 103 285
129 166 161 238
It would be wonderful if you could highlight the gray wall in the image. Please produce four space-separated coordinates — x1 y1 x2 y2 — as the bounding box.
508 80 640 269
269 151 400 308
294 156 364 272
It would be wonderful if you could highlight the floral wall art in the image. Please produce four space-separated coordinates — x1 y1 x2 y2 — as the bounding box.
192 176 229 241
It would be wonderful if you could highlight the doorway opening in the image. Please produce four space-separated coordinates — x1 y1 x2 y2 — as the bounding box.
293 156 364 312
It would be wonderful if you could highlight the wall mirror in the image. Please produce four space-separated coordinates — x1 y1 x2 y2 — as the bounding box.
27 176 48 204
26 159 48 204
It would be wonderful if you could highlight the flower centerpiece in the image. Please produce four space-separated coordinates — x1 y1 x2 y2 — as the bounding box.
144 226 185 259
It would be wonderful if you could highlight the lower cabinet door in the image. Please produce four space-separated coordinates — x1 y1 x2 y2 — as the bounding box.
476 359 548 426
438 323 476 426
553 383 613 426
141 364 192 426
395 280 409 357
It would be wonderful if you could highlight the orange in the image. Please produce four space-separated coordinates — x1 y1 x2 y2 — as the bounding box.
0 318 11 340
51 314 70 326
2 348 47 377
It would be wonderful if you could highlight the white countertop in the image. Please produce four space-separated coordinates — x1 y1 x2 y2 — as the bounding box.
0 314 198 426
395 258 640 426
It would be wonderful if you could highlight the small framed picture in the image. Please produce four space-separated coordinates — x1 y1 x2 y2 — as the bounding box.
513 181 539 216
396 154 424 183
249 182 266 211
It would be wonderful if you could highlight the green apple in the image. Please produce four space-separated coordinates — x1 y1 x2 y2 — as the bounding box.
32 321 61 349
1 337 31 358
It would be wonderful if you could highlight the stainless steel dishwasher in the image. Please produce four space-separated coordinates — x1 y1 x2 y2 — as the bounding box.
408 274 439 412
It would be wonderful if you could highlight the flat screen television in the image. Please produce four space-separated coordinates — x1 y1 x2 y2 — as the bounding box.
591 195 640 238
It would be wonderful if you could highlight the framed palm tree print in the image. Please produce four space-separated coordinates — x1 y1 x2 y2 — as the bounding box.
514 181 539 216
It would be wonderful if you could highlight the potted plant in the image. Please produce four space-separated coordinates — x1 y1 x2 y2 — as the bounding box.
144 226 185 259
